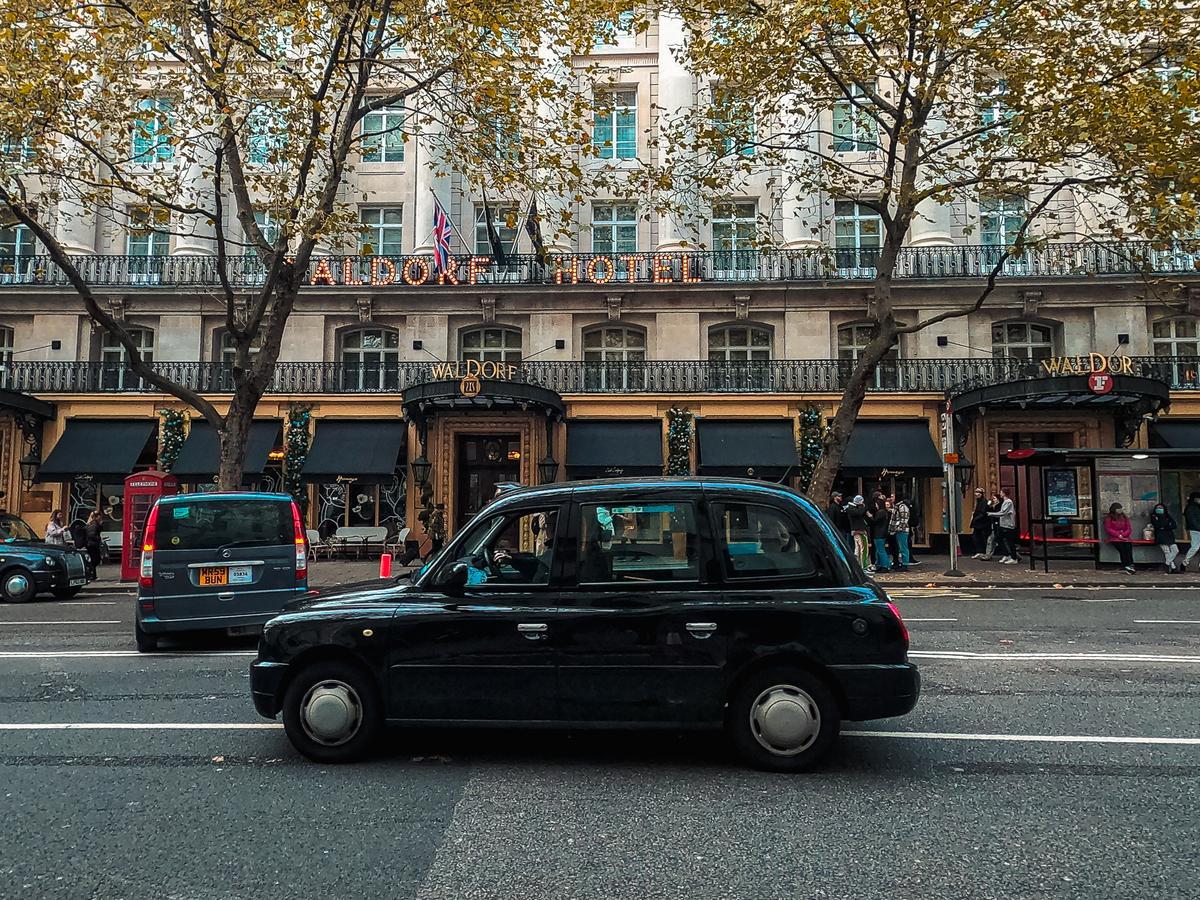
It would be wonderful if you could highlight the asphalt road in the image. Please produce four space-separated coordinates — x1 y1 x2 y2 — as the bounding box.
0 585 1196 900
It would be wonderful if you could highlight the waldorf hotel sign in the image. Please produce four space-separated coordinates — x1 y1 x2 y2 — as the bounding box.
304 253 708 287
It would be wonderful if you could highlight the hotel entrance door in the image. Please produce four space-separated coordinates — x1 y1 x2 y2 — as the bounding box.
456 434 521 529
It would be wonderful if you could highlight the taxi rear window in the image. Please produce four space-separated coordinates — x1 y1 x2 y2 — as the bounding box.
156 499 292 551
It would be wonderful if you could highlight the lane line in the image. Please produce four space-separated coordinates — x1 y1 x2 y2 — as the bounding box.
845 730 1200 746
906 618 958 622
0 722 280 730
911 650 1200 663
0 620 121 626
0 650 255 659
59 602 119 607
1134 619 1200 625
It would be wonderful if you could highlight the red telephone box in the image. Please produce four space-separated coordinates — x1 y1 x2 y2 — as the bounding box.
121 470 179 582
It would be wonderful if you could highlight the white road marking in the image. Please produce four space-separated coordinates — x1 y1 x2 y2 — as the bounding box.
0 620 121 626
0 722 280 731
1134 619 1200 625
845 730 1200 746
912 650 1200 663
0 650 255 659
905 618 958 622
59 601 119 607
1079 597 1128 603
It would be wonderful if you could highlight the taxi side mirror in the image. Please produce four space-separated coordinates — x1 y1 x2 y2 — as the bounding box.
438 561 471 591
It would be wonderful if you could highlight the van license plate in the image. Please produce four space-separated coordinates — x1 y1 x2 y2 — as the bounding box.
198 567 228 586
228 566 252 584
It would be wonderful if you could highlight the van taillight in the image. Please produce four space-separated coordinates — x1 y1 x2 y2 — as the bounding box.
886 600 910 646
291 501 307 582
139 503 160 589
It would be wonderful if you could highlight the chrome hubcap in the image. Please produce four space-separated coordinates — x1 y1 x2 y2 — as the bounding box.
749 684 821 756
299 679 362 747
4 573 29 598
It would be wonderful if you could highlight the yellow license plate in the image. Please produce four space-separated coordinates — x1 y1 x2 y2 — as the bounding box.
198 566 228 586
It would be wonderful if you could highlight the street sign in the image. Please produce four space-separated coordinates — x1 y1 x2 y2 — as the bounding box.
943 452 960 464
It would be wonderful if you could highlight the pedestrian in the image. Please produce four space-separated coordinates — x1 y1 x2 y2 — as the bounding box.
85 510 103 571
988 488 1018 564
44 509 68 546
969 487 991 559
1149 502 1180 574
885 493 901 565
868 496 893 573
888 495 911 570
1182 492 1200 571
846 495 872 572
826 491 851 549
1104 502 1136 574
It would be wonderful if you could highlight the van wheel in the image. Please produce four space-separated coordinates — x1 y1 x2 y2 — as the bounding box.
135 621 159 653
282 660 382 763
1 569 36 603
727 666 840 772
52 586 83 599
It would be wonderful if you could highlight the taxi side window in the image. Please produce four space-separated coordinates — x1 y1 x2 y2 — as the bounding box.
578 502 699 583
453 507 559 587
714 502 823 581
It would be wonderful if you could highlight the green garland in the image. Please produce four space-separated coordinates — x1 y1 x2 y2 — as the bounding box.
666 407 694 476
158 409 188 473
283 405 312 510
795 405 825 493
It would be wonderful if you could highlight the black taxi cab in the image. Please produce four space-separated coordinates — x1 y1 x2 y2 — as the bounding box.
250 478 919 771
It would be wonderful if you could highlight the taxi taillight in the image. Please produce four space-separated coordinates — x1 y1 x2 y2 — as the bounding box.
291 501 307 582
138 503 160 589
886 600 910 647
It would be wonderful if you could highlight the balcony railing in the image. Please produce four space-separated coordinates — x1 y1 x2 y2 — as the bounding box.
5 356 1200 395
0 241 1197 288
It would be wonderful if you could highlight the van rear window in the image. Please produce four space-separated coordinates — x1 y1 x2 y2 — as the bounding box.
156 499 293 551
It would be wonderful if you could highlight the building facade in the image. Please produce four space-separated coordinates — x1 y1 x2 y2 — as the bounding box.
2 14 1200 552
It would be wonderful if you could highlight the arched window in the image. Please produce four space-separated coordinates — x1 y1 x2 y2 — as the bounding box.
991 321 1053 361
0 326 12 389
98 327 154 391
582 324 646 390
213 329 263 391
459 326 522 364
709 324 772 389
340 327 399 391
837 322 900 389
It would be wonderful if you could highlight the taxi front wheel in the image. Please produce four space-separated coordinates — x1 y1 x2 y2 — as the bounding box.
282 660 383 763
727 666 840 772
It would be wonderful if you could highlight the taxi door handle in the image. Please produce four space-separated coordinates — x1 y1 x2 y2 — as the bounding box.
686 622 717 639
517 623 549 640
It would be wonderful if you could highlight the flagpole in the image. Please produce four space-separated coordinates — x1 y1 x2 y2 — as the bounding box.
428 186 471 251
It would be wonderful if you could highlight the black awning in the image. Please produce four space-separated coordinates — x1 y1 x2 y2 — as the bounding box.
1150 421 1200 450
172 420 281 480
840 420 942 477
0 388 54 419
565 420 663 477
37 419 155 481
697 419 797 475
301 420 406 482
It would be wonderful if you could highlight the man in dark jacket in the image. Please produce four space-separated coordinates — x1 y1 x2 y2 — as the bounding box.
826 492 851 548
867 496 892 573
1182 493 1200 571
969 487 992 559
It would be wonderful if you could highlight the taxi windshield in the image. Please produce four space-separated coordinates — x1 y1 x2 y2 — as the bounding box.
0 515 39 542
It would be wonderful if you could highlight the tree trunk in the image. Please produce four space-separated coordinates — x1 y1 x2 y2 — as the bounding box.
216 386 260 490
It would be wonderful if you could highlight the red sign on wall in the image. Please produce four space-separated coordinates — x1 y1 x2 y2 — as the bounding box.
1088 372 1114 395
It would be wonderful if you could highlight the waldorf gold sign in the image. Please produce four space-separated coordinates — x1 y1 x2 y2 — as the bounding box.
429 360 519 381
1040 353 1134 377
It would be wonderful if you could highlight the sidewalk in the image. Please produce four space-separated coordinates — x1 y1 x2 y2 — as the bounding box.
85 554 1184 592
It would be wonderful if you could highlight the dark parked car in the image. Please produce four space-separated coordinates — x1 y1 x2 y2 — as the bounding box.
0 513 92 602
251 478 919 771
136 492 309 652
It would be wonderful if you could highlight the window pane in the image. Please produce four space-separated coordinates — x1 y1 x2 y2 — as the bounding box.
717 502 819 579
578 502 699 583
453 508 559 586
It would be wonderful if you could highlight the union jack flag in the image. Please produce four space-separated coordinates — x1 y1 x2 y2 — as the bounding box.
432 196 452 273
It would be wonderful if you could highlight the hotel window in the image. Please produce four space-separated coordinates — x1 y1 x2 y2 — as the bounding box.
0 223 35 282
594 90 637 160
361 104 406 163
711 88 755 157
833 200 881 274
1153 318 1199 357
340 327 400 391
712 201 756 275
215 329 263 390
979 79 1011 130
591 204 637 254
100 327 154 391
709 325 771 362
253 211 282 248
0 326 12 388
595 10 636 48
474 204 519 256
459 326 522 364
247 103 286 167
583 325 646 390
838 322 901 389
359 207 403 256
1 135 33 162
127 209 170 283
981 196 1026 248
832 83 875 152
131 97 175 163
991 322 1053 361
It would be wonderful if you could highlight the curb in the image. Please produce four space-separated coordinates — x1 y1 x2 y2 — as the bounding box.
881 581 1187 589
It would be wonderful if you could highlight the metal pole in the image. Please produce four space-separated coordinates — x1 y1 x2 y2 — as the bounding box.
943 404 965 577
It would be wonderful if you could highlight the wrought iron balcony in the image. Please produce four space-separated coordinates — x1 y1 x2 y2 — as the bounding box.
0 241 1197 288
4 356 1200 395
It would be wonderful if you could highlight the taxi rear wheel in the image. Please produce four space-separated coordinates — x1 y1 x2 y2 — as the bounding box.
727 666 840 772
282 660 382 763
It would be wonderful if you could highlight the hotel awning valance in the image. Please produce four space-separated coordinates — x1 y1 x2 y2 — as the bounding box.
1150 421 1200 450
840 420 943 477
565 420 663 477
300 420 407 482
37 419 156 481
697 420 797 475
171 421 281 480
0 388 54 419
